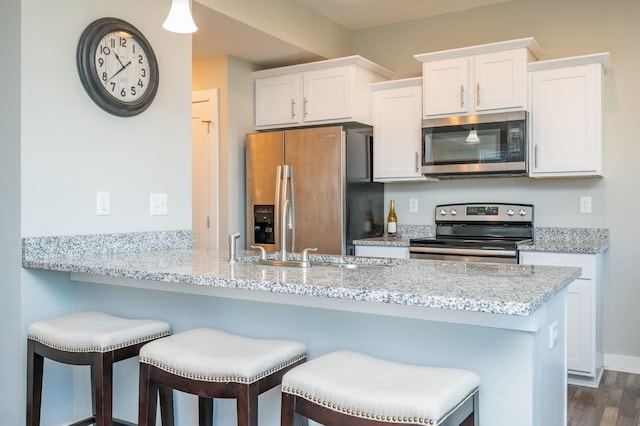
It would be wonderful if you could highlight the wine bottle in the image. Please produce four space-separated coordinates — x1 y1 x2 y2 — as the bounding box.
387 199 397 235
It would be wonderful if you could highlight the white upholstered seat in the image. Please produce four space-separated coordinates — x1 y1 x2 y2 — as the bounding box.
139 327 306 382
27 310 171 352
137 327 306 426
281 350 480 426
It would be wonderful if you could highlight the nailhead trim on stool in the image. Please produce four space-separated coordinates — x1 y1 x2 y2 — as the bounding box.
281 350 480 426
26 311 172 426
138 327 306 426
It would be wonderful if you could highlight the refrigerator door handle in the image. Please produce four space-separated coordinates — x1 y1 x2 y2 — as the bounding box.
287 166 295 253
274 165 282 254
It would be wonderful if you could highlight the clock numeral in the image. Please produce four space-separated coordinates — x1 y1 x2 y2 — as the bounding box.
100 46 111 56
98 58 104 67
132 44 136 54
110 38 116 48
120 88 127 97
141 68 147 78
138 54 144 65
102 72 108 82
120 38 127 48
110 82 116 92
130 86 137 96
138 79 145 88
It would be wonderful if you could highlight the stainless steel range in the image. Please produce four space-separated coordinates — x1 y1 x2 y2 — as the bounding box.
409 203 534 264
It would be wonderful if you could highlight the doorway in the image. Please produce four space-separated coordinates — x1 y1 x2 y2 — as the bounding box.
192 89 220 250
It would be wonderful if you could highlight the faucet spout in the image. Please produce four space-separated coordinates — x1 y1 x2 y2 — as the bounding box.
228 231 240 263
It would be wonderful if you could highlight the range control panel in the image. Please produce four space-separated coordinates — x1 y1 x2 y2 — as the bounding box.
435 203 534 223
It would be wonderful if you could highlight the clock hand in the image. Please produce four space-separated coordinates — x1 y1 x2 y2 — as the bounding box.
111 50 126 68
107 60 132 82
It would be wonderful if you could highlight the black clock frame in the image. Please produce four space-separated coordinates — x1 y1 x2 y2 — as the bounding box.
77 17 159 117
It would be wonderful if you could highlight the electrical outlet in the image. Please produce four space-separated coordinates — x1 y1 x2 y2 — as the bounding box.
580 196 592 214
150 193 168 215
96 192 110 216
409 198 418 213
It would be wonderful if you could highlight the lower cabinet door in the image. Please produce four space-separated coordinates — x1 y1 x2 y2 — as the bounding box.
567 278 593 374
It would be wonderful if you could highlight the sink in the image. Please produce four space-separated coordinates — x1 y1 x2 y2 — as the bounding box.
239 253 405 269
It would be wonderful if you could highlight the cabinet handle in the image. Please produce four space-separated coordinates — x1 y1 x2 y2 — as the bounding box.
460 85 465 107
476 83 480 106
415 152 419 173
303 97 308 117
534 145 539 169
291 99 296 119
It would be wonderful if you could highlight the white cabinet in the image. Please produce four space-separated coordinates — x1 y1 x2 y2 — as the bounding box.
415 38 541 118
528 53 610 177
355 245 409 259
371 78 431 182
254 56 392 129
520 251 603 387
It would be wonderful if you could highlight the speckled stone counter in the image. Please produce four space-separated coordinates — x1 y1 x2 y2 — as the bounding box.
355 226 609 254
21 230 576 425
23 230 579 318
518 227 609 254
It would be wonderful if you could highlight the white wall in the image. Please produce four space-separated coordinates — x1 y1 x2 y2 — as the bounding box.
15 0 193 422
351 0 640 363
21 0 192 237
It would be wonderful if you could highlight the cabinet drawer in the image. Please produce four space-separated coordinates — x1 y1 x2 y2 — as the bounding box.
520 252 593 279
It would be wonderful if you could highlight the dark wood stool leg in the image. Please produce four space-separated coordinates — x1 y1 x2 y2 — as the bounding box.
159 385 175 426
138 363 158 426
236 384 259 426
93 352 114 426
280 392 295 426
198 397 213 426
26 340 43 426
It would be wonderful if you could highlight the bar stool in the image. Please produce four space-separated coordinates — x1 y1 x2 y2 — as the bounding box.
281 350 480 426
138 327 306 426
26 311 172 426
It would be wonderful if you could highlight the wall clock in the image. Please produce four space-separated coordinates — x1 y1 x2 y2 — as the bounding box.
77 17 159 117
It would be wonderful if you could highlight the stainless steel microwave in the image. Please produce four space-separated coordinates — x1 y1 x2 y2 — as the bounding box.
421 111 528 178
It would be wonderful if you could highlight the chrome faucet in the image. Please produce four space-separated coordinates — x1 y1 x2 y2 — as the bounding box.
228 231 241 263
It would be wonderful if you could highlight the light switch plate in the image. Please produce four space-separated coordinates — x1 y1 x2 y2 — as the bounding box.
580 196 592 214
96 192 110 216
150 193 168 215
409 198 418 213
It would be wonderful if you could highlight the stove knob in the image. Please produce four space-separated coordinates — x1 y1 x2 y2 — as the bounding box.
519 209 528 216
450 209 458 216
439 209 448 216
507 209 515 216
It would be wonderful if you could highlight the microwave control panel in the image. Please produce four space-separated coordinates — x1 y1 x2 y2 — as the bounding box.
506 122 526 161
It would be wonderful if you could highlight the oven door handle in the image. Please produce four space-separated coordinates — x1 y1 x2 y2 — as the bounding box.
409 246 517 257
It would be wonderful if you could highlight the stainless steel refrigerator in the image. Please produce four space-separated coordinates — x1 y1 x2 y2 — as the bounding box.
246 126 384 255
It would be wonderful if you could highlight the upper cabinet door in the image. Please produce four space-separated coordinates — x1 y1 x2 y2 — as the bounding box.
255 74 301 127
529 62 604 177
474 49 526 112
372 79 426 182
422 57 469 117
302 66 354 123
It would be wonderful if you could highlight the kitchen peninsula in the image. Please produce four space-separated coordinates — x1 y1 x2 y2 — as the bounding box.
23 231 580 426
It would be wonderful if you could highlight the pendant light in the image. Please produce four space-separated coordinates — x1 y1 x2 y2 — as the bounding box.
465 127 480 144
163 0 198 34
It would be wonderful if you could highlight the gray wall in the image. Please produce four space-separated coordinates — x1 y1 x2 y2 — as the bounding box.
0 0 23 423
352 0 638 362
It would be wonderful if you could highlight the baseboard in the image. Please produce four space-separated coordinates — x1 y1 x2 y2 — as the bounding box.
604 353 640 374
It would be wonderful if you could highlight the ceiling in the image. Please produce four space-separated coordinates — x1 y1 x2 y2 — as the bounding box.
192 0 514 67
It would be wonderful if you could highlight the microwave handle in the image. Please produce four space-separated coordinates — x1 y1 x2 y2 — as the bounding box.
415 152 419 173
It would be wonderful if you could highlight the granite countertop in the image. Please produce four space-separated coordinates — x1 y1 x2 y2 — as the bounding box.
22 231 580 317
354 226 609 254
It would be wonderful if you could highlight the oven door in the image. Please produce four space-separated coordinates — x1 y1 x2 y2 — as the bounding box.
409 246 518 264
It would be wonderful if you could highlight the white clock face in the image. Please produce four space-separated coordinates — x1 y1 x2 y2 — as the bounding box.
93 31 151 102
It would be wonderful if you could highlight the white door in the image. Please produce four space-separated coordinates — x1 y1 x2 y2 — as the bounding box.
192 89 220 250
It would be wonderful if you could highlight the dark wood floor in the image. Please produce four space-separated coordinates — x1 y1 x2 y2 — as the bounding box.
568 370 640 425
